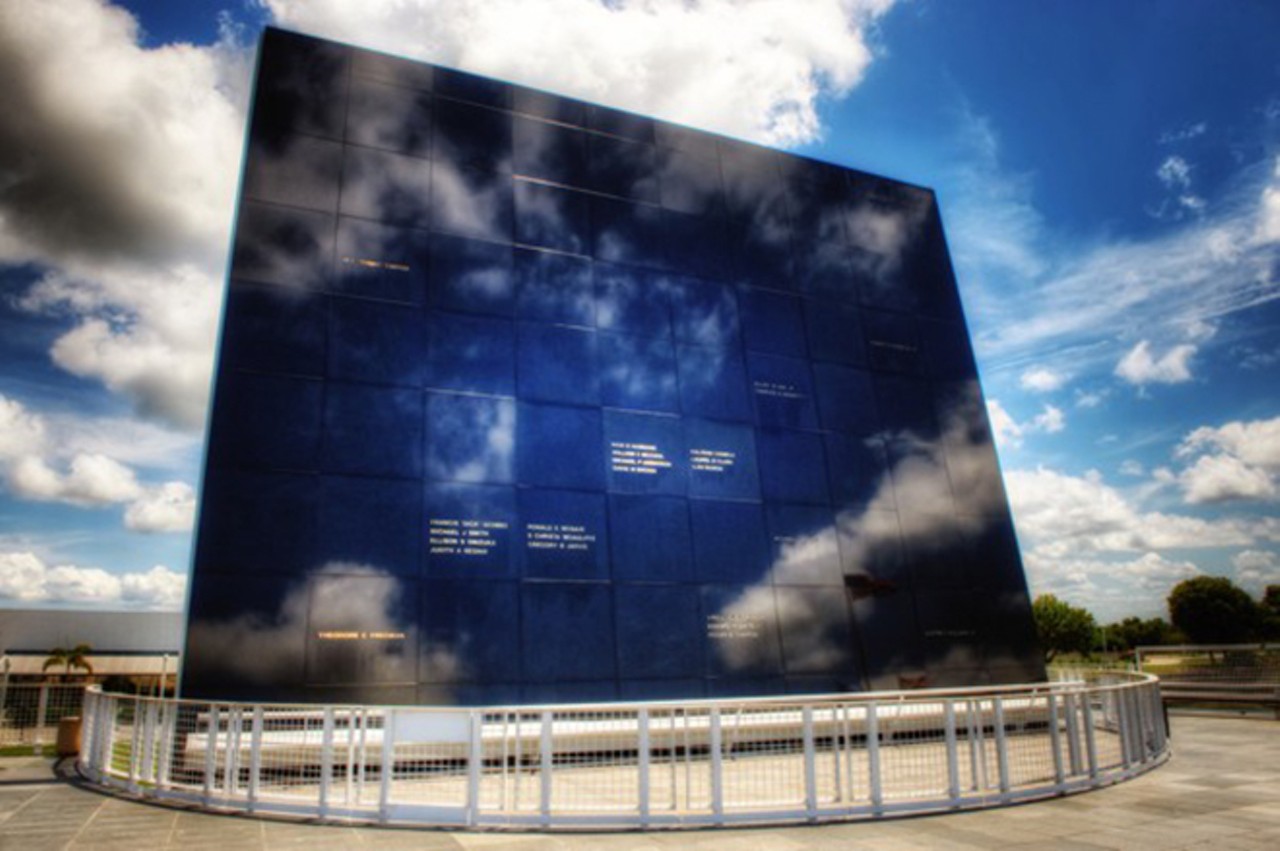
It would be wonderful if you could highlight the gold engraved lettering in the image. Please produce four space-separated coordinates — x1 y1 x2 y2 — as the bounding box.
690 448 737 473
341 255 411 273
428 517 506 557
524 522 597 552
706 613 762 640
752 380 805 400
610 441 673 475
317 630 407 641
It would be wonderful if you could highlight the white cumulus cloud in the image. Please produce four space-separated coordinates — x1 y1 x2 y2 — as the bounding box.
0 392 196 523
1114 340 1196 386
0 551 186 610
1174 415 1280 504
1005 463 1280 619
1180 416 1280 469
1031 404 1065 434
124 482 197 533
985 399 1064 450
985 399 1023 450
1231 549 1279 594
1005 466 1266 559
1178 453 1275 504
1019 367 1066 393
262 0 897 146
0 0 247 430
1022 550 1200 622
7 453 142 507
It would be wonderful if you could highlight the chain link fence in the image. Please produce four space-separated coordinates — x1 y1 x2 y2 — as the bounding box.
77 672 1167 829
1137 644 1280 716
1 682 86 752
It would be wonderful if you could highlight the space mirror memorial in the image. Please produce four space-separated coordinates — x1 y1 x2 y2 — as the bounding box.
182 27 1046 706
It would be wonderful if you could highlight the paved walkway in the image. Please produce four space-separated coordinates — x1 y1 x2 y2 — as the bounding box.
1 713 1277 850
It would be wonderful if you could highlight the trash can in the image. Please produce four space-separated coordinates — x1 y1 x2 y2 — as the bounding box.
57 716 82 757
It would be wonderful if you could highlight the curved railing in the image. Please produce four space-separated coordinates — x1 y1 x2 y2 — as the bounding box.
77 672 1167 829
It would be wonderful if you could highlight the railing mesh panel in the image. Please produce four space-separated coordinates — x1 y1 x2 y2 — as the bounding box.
77 673 1168 829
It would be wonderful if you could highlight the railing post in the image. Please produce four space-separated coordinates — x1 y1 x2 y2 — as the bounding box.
993 698 1010 798
157 699 176 788
539 710 553 826
710 707 724 823
247 705 263 812
866 702 882 814
79 691 96 772
1126 688 1143 765
344 710 355 808
802 706 817 818
378 710 394 823
970 700 988 793
1048 693 1064 787
944 700 959 805
1081 697 1098 779
224 707 242 797
1064 692 1082 776
1135 688 1149 761
319 706 335 816
637 708 650 826
34 683 49 752
357 709 369 804
99 694 116 779
466 710 482 827
203 705 219 805
128 696 143 791
140 701 158 785
1148 684 1166 754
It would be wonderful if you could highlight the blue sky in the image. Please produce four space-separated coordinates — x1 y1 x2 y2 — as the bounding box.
0 0 1276 622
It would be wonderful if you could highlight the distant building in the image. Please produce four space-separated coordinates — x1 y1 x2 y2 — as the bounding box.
0 608 181 685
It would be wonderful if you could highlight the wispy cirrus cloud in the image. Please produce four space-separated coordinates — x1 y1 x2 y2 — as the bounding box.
947 101 1279 385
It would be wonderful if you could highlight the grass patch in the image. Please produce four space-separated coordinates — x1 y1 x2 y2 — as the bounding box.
0 744 45 757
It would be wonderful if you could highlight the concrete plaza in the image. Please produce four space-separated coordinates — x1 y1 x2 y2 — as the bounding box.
1 713 1277 850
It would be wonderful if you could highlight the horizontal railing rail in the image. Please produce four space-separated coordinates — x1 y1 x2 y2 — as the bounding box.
1136 643 1280 717
77 673 1168 829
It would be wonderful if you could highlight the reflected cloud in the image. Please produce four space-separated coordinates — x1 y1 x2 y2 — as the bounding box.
426 394 516 483
712 383 1027 685
433 160 513 241
847 185 932 307
230 202 334 289
186 562 431 689
340 146 432 227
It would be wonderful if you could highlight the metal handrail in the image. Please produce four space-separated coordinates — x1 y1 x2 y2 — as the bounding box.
76 672 1168 830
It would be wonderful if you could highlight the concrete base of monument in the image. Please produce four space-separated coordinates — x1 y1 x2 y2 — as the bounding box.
75 672 1167 830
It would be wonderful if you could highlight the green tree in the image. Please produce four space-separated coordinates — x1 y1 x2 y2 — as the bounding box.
1167 577 1258 643
1100 616 1178 652
1032 595 1097 662
42 644 94 682
1261 585 1280 640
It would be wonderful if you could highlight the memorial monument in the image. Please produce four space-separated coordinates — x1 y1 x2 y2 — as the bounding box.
181 27 1045 706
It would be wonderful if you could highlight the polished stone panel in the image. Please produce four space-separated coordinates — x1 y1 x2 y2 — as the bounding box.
184 27 1045 705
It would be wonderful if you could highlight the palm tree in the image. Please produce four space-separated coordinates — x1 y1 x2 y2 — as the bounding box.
43 644 94 682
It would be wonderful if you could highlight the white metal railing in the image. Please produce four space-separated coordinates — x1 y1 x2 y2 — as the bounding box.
77 672 1168 829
